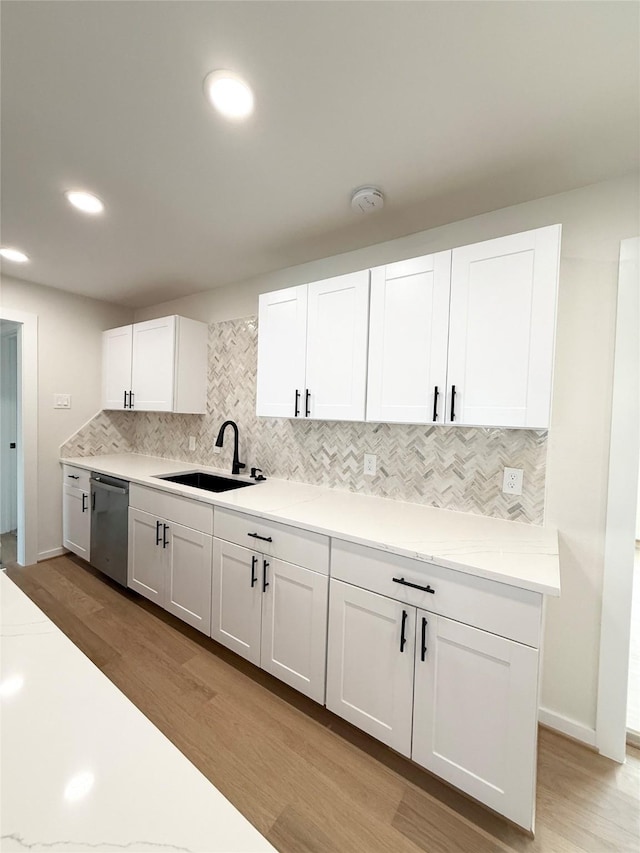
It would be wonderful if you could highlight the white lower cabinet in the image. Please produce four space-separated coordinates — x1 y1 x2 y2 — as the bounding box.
326 543 543 832
326 581 415 756
412 611 539 830
127 496 213 635
62 465 91 560
212 537 329 703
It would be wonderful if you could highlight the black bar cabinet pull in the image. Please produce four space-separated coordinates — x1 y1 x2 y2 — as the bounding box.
67 474 79 479
305 388 311 417
155 520 162 546
432 386 439 422
392 576 435 594
247 532 273 543
400 610 408 653
92 492 96 511
129 391 135 409
450 385 456 421
421 617 428 662
262 559 269 592
162 523 169 548
81 493 87 513
123 390 128 409
294 389 300 417
250 556 258 588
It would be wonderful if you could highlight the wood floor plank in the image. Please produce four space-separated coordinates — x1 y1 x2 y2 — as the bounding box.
8 556 640 853
5 567 119 669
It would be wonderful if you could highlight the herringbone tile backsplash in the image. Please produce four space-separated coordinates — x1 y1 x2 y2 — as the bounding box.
62 316 547 524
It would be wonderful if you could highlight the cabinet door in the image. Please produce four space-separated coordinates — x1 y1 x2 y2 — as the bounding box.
211 539 262 665
412 611 539 831
62 485 90 560
446 225 561 428
305 271 370 421
102 325 132 410
367 253 451 424
260 559 328 703
256 286 308 417
326 580 415 756
131 317 176 411
165 522 213 635
127 507 164 604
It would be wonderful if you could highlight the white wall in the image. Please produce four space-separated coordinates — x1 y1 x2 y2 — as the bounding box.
135 174 640 738
0 276 132 558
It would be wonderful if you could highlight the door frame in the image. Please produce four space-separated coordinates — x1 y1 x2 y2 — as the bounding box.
596 236 639 762
0 307 38 566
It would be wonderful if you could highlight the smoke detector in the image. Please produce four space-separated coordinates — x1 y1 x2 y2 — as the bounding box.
351 186 384 214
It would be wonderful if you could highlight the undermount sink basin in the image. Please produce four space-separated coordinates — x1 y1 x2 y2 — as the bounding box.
156 471 256 493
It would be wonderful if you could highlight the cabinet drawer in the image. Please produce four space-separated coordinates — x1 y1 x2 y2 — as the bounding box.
129 484 213 535
331 540 542 648
62 464 90 491
214 507 329 575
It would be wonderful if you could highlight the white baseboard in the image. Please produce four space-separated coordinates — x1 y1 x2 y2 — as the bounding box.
538 707 597 747
38 547 66 562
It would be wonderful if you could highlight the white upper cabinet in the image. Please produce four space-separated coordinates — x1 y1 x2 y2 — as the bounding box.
446 225 561 428
305 271 370 421
256 270 370 421
256 225 560 428
256 286 308 418
367 253 451 424
102 315 208 413
102 325 133 410
131 317 176 411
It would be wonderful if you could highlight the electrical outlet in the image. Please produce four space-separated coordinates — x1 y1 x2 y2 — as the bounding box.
54 394 71 409
364 453 377 476
188 436 196 452
502 467 524 496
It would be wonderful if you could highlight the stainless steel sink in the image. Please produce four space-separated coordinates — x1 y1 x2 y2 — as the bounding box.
156 471 256 493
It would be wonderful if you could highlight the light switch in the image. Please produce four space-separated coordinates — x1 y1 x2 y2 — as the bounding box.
54 394 71 409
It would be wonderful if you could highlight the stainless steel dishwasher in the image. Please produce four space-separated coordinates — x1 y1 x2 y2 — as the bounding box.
90 474 129 586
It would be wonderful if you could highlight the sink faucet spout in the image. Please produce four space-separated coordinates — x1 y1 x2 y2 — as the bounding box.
215 420 245 476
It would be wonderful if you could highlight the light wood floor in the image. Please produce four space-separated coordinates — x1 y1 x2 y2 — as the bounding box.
6 555 640 853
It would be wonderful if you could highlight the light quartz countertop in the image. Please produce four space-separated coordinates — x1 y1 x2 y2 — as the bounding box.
62 453 560 596
0 572 276 853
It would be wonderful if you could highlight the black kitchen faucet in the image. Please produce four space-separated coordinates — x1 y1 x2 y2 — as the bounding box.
215 420 245 475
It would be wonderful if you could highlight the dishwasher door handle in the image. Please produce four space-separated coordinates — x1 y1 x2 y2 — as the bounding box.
90 479 128 495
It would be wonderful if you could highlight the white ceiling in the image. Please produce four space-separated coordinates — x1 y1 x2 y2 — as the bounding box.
1 1 638 308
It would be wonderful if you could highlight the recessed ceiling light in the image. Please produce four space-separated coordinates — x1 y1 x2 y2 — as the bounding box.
0 247 29 263
204 70 254 119
65 190 105 215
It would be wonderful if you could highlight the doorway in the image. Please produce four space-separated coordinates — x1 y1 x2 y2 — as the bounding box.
0 306 38 567
0 321 19 568
596 236 640 762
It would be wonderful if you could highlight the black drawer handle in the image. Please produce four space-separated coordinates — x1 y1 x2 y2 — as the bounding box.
67 474 80 480
262 559 269 592
251 556 258 588
294 389 300 418
400 609 408 653
155 520 162 546
421 617 428 662
247 532 273 543
392 577 435 594
450 385 456 422
432 385 439 422
162 523 169 548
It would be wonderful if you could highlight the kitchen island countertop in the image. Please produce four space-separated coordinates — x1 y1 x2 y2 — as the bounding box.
0 572 276 852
